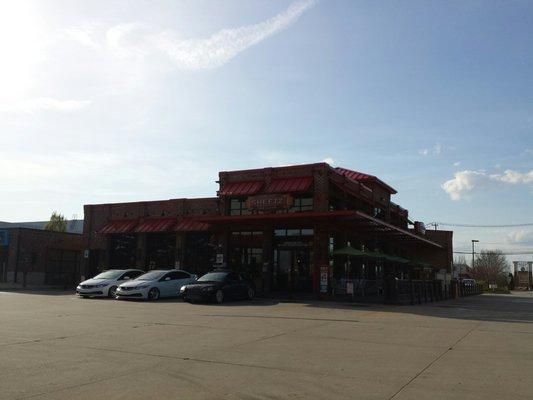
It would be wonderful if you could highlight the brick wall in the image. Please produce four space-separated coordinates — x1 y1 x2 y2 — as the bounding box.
5 228 84 285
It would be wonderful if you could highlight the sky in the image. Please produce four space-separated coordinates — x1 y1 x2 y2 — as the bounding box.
0 0 532 263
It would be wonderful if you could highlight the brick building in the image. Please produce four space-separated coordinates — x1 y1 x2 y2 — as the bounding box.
82 162 453 299
0 228 84 286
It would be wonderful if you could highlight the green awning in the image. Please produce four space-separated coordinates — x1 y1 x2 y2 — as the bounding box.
385 255 411 264
409 259 433 268
331 246 367 257
362 250 386 259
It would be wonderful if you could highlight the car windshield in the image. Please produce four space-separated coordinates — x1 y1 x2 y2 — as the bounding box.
93 270 123 280
198 272 229 282
136 271 166 281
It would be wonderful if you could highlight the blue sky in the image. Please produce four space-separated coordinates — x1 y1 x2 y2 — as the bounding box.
0 0 532 261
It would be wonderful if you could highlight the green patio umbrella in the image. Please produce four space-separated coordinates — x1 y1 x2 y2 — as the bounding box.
362 250 387 259
385 255 411 264
331 246 367 257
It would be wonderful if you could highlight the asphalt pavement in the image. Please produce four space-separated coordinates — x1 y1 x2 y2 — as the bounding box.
1 290 532 399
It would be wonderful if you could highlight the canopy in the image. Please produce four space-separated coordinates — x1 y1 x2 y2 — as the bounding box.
331 246 367 257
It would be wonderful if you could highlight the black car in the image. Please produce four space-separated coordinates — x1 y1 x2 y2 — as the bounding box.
180 271 255 304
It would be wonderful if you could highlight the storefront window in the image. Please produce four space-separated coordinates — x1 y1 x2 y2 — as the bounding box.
289 197 314 213
231 231 263 236
274 228 314 237
230 198 250 215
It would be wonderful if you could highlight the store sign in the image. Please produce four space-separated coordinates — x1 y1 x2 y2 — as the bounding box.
346 281 354 295
0 230 9 246
320 265 328 294
246 194 293 212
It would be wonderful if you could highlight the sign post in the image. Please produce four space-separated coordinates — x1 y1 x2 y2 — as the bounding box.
320 265 328 296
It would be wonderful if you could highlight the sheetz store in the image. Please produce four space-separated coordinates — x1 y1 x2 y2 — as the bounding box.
83 163 453 301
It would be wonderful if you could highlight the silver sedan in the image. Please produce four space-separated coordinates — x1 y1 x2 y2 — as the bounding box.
116 269 197 300
76 269 144 298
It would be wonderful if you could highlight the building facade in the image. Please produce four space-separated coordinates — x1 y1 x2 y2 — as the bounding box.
82 163 453 299
0 228 84 286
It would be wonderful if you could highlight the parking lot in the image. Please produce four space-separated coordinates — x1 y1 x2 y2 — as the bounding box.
1 291 532 400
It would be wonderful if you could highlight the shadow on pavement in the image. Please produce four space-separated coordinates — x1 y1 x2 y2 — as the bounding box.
299 292 533 324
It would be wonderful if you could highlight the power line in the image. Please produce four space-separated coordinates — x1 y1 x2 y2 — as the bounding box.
428 222 533 228
454 251 533 255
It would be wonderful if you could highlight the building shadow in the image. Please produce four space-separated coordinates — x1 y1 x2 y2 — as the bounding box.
298 292 533 324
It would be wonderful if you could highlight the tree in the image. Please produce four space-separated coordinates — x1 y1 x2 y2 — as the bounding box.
471 250 509 287
44 211 67 232
453 255 470 277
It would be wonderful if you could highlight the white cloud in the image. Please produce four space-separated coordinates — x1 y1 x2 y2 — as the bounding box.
0 97 91 114
442 169 533 200
418 142 442 157
323 157 335 165
499 169 533 184
507 230 533 244
64 0 316 71
453 161 461 167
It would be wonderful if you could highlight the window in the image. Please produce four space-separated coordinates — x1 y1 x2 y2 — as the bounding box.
274 229 314 237
231 231 263 236
119 271 140 280
289 197 314 213
174 271 190 279
230 198 250 215
228 272 240 282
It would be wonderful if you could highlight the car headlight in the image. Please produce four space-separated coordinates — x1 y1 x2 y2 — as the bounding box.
180 286 186 293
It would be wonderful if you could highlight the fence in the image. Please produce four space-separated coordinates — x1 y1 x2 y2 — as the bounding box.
459 281 483 297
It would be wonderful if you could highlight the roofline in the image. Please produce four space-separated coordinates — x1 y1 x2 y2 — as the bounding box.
334 167 398 194
1 227 83 236
219 162 331 175
85 197 219 207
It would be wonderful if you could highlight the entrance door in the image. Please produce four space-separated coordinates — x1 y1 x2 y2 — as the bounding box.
273 248 312 293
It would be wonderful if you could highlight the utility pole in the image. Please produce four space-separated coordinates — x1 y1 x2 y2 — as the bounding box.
471 240 479 271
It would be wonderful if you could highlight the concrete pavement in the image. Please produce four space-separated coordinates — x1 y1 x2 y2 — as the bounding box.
0 291 532 399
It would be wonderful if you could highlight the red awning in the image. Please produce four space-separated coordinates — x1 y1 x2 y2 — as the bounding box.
265 177 313 193
135 218 176 233
219 181 263 196
176 218 210 232
98 219 138 234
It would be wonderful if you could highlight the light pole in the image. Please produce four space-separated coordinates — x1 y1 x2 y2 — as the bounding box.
471 240 479 272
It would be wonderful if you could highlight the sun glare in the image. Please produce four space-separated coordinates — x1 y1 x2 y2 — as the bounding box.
0 1 46 102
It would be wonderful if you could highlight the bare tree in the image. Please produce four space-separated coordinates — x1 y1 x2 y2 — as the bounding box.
44 211 67 232
453 255 469 276
471 250 509 286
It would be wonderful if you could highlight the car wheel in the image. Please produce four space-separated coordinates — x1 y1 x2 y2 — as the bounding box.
247 287 255 300
108 286 118 298
148 288 160 301
215 289 224 304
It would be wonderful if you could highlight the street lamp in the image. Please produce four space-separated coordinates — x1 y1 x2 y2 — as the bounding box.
471 240 479 272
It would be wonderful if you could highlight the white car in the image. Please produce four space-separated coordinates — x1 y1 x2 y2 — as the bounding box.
77 269 144 298
116 269 197 300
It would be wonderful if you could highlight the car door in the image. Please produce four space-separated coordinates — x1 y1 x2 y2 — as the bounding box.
225 273 242 299
158 272 174 297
